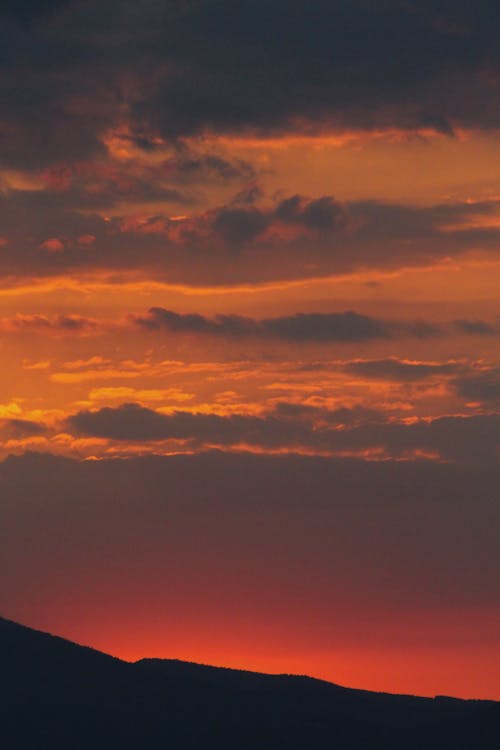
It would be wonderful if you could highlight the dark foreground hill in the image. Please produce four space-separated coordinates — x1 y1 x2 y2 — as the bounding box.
1 617 498 749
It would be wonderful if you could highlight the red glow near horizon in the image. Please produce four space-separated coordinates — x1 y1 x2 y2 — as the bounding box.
7 609 499 701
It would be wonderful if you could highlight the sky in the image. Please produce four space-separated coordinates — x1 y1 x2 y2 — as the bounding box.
0 0 499 699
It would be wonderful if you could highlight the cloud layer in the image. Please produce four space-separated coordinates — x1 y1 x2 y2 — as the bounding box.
66 402 500 465
1 191 500 284
2 0 500 173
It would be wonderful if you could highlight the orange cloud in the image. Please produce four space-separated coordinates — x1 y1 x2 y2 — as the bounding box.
39 238 65 253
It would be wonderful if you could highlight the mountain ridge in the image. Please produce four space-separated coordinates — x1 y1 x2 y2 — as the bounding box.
2 615 499 749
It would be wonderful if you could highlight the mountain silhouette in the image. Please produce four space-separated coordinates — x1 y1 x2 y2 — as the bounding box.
1 616 498 749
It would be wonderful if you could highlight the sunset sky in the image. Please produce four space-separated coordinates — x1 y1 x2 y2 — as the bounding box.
1 0 499 700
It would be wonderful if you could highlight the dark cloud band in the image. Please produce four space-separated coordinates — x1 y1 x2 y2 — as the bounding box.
67 402 500 465
1 1 500 171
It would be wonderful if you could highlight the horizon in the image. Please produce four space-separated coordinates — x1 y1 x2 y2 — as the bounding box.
3 613 498 703
3 450 499 700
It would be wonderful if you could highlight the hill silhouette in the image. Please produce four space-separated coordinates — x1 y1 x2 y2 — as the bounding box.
1 616 498 749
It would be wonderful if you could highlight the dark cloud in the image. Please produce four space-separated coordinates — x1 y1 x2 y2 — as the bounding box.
165 152 256 183
338 413 500 466
231 184 265 206
343 358 462 381
67 403 500 465
66 403 310 446
135 308 483 343
108 137 257 184
347 200 500 250
132 0 500 137
1 419 47 438
108 197 500 284
0 314 98 333
453 369 500 404
1 1 500 171
0 180 498 288
133 308 391 342
67 402 387 445
271 402 383 426
274 195 345 231
212 208 271 246
385 319 442 339
135 309 259 337
265 311 389 341
453 319 498 335
0 188 498 285
9 171 190 214
210 195 346 246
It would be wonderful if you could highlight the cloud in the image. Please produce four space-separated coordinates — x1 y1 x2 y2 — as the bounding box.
39 237 65 253
0 307 491 346
271 401 383 426
66 402 500 465
274 194 346 232
130 0 500 137
0 2 498 294
453 319 498 335
338 413 500 466
1 0 500 174
453 369 500 405
66 403 307 445
343 358 462 381
0 186 499 286
133 308 444 342
263 312 389 341
0 418 47 438
162 150 256 183
0 314 98 334
207 194 347 246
